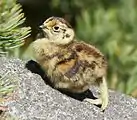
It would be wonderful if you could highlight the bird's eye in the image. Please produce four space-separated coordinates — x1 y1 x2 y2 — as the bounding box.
53 26 59 31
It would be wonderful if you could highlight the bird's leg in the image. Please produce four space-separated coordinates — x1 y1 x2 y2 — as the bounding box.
99 77 108 110
84 77 108 111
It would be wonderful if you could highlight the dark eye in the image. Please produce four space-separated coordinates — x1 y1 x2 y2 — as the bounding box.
53 26 59 31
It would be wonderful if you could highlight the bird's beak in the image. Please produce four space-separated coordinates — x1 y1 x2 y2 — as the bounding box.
39 25 46 29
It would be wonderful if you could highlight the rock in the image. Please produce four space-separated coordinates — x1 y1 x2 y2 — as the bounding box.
0 57 137 120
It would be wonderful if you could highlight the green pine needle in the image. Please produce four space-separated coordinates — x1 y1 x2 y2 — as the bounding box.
0 0 31 55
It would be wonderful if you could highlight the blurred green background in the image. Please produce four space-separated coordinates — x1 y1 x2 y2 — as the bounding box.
1 0 137 98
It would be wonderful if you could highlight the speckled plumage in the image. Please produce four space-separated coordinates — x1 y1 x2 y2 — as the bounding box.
32 17 108 110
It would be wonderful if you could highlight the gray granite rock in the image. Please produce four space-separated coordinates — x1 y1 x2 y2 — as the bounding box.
0 57 137 120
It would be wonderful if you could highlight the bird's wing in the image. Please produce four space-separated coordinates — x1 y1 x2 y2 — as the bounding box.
71 41 104 62
55 42 107 78
55 50 79 78
70 42 107 77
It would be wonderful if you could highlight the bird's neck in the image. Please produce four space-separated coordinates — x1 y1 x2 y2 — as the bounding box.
57 38 76 48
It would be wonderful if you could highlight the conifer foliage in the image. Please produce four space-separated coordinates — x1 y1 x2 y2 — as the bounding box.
0 0 30 56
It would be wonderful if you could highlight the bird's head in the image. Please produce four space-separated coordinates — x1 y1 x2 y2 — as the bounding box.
40 17 75 45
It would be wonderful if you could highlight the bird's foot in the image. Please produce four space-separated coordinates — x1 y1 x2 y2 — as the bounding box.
84 98 107 111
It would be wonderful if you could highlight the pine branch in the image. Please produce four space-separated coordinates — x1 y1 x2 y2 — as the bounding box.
0 0 31 56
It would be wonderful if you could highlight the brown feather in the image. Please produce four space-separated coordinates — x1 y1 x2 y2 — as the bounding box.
45 16 72 28
57 59 76 74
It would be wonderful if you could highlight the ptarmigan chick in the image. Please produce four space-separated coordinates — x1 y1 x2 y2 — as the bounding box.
32 17 108 111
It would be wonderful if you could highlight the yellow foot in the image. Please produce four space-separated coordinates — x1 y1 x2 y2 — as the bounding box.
84 98 108 111
84 98 102 105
